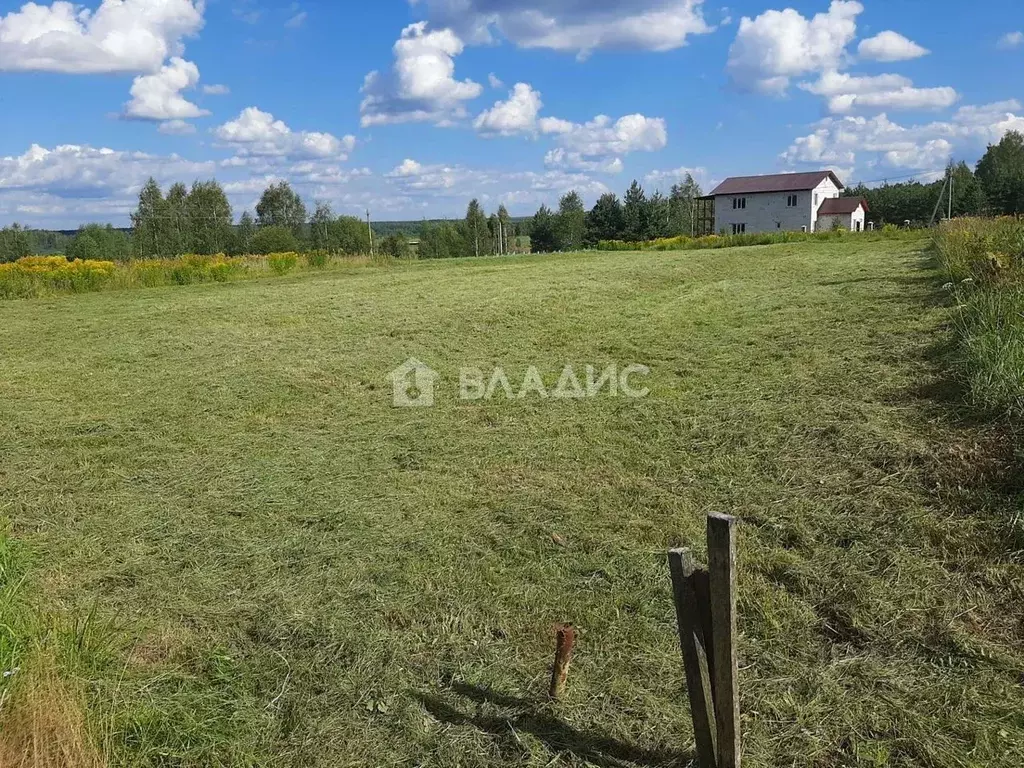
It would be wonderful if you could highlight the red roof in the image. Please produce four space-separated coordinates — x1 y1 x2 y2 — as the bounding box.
818 197 868 215
710 171 844 196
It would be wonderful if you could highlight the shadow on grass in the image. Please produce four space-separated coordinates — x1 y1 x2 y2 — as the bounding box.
415 681 692 768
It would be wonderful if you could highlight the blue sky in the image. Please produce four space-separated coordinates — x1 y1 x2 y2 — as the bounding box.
0 0 1021 227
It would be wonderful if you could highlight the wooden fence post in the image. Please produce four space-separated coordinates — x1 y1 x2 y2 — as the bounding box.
668 549 718 768
707 514 741 768
668 514 742 768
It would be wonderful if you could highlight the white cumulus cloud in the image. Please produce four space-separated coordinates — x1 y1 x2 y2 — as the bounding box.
158 119 197 135
857 31 929 62
474 83 543 136
543 149 623 173
0 0 204 74
782 100 1024 177
123 57 209 121
360 22 483 127
800 70 957 114
541 113 668 155
412 0 712 56
644 165 708 190
727 0 862 93
0 142 213 197
215 107 356 160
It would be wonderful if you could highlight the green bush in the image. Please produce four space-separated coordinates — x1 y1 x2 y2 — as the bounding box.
305 249 330 269
380 234 411 259
268 252 298 275
251 226 298 256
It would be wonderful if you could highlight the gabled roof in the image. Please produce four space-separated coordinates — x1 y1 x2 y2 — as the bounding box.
710 171 844 196
818 197 868 215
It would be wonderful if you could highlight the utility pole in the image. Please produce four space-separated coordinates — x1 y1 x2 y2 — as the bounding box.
366 209 374 257
928 173 949 228
948 169 954 220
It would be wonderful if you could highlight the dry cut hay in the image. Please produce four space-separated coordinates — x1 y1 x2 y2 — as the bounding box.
0 651 105 768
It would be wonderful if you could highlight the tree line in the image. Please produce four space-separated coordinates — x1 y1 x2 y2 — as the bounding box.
529 174 704 252
1 178 407 263
848 130 1024 226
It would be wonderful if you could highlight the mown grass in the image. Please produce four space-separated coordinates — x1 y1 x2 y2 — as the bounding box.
934 217 1024 417
596 226 917 252
1 236 1023 767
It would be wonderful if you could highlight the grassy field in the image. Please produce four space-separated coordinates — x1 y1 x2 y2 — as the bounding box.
2 237 1023 767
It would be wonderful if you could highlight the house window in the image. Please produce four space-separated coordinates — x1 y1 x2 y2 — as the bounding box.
732 197 746 210
814 193 819 206
787 194 798 207
731 223 746 235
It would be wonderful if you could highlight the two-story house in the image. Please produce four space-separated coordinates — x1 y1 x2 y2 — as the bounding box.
710 171 864 235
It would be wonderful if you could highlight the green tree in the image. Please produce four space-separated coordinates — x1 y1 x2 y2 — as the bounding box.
335 216 372 254
250 225 299 255
234 211 257 255
623 180 649 241
668 173 703 237
949 161 986 218
256 182 307 232
0 223 33 263
165 182 191 256
310 202 335 251
497 204 512 254
556 190 587 251
419 221 468 259
66 224 132 262
976 130 1024 215
187 180 233 255
586 193 625 243
463 199 488 257
647 190 670 240
530 204 558 253
130 177 166 258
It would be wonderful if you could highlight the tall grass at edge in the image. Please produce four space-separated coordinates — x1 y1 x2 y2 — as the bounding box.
934 217 1024 417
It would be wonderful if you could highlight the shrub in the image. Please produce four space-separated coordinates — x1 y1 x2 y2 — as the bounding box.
380 234 411 259
268 252 298 276
251 226 298 255
305 250 330 269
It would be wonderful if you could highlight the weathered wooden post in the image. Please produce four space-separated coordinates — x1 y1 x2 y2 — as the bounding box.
668 549 718 768
707 514 740 768
549 623 577 700
669 513 741 768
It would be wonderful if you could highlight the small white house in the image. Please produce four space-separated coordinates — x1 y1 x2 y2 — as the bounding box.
709 171 865 235
816 197 869 232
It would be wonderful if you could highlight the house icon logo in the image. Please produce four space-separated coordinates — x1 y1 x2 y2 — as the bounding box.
388 358 439 407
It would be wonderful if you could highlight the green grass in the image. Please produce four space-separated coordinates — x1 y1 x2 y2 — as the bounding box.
934 218 1024 417
2 237 1023 767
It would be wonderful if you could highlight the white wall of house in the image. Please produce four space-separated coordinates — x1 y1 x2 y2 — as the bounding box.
817 205 866 232
851 206 866 232
714 191 813 235
810 178 841 231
